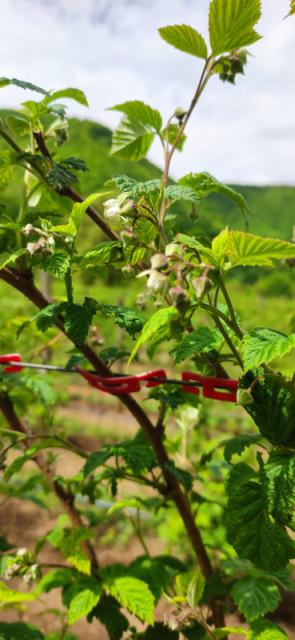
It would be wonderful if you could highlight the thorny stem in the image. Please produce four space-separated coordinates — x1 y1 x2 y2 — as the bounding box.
0 391 99 571
0 265 225 629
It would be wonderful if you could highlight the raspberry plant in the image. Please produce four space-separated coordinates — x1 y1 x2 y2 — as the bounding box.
0 1 294 639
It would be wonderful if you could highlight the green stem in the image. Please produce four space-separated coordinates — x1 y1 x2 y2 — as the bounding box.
219 278 244 339
65 269 74 304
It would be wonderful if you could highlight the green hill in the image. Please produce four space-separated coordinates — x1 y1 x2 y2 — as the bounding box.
1 116 295 241
64 118 295 242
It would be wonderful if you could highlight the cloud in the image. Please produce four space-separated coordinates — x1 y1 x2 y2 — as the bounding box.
0 0 294 184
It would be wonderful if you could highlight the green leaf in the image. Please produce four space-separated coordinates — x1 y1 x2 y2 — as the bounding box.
223 434 259 462
244 372 295 447
289 0 295 16
44 87 88 107
130 307 180 362
176 570 205 607
165 184 200 204
171 326 223 363
94 300 143 338
179 173 248 217
0 622 44 640
110 101 162 133
164 461 193 491
262 452 295 531
20 375 57 405
162 124 187 151
249 620 288 639
43 252 71 279
0 581 35 604
0 249 27 270
111 174 161 198
84 436 155 477
225 464 295 570
242 328 295 370
36 569 73 594
87 594 129 640
35 303 65 332
64 298 97 346
129 555 185 602
110 117 155 161
104 570 154 624
0 77 49 95
209 0 262 55
4 454 29 481
212 227 295 270
79 241 123 268
53 192 103 239
231 577 280 621
159 24 208 59
175 233 214 263
68 581 102 625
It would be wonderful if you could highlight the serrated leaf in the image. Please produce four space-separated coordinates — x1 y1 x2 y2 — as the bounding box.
68 581 102 624
244 372 295 447
212 227 295 270
111 117 154 160
94 300 143 338
231 577 280 621
84 436 155 477
0 77 49 95
175 233 214 262
262 452 295 531
79 241 123 268
223 434 258 462
249 620 288 639
111 174 161 198
159 24 208 59
242 328 295 370
44 87 88 107
0 249 27 269
110 101 162 133
104 571 154 624
179 172 247 217
171 326 223 364
130 307 180 362
0 622 44 640
43 252 71 279
209 0 262 55
20 374 57 405
64 298 97 346
165 184 200 204
225 464 295 570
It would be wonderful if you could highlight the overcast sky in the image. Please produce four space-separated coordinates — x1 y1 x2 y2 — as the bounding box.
0 0 294 185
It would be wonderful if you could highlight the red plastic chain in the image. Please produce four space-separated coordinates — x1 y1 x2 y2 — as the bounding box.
0 354 238 403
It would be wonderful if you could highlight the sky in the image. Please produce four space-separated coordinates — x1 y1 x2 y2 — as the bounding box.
0 0 294 185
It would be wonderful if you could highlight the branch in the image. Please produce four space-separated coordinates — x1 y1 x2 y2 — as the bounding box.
32 131 119 241
0 265 225 628
0 391 98 571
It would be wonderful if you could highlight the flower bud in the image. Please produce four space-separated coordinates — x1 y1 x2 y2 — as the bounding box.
147 270 168 292
150 253 168 270
191 275 212 298
165 243 183 258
